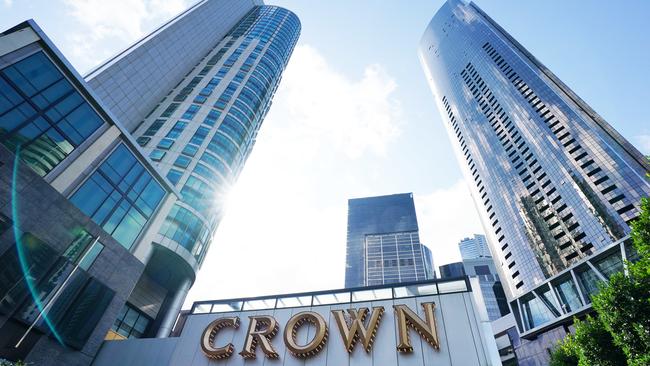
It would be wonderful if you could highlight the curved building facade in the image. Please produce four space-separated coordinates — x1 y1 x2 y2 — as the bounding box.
419 0 650 299
419 1 650 362
121 5 299 336
134 5 300 270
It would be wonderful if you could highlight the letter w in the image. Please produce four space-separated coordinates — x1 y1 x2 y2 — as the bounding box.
331 306 384 353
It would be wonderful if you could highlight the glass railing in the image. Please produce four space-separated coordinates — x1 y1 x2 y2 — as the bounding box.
190 277 471 314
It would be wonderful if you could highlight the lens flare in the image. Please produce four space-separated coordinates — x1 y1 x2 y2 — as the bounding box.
11 146 65 346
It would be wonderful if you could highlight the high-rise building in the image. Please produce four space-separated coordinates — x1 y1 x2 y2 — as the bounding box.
345 193 435 287
85 0 264 132
88 4 300 338
419 0 650 363
438 262 465 279
459 233 490 259
0 0 299 364
462 257 509 321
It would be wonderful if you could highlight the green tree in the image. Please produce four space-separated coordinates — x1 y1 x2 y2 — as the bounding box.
551 197 650 365
573 316 626 366
549 335 579 366
592 197 650 366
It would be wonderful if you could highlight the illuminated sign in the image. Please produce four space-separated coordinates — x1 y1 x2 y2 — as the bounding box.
200 303 440 360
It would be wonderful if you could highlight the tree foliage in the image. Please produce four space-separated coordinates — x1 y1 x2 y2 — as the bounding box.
550 197 650 366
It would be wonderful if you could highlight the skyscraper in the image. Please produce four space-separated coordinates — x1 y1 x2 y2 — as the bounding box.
459 233 490 260
419 0 650 363
86 4 300 339
345 193 435 287
462 257 510 321
0 1 299 364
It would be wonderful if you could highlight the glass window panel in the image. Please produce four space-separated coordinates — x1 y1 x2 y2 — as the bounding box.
193 304 212 314
166 169 183 185
62 230 94 264
594 253 624 279
276 296 311 308
393 284 438 298
111 206 146 249
552 276 583 313
56 278 114 349
352 288 392 302
438 280 467 293
312 292 349 305
78 242 104 271
210 302 242 313
243 298 276 311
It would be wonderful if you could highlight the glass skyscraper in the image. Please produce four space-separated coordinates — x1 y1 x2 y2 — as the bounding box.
419 0 650 363
0 1 299 364
86 4 300 339
345 193 435 287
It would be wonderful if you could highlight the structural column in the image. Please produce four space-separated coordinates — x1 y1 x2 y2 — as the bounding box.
156 277 192 338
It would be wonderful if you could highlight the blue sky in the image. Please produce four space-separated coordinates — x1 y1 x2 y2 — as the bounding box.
2 0 649 305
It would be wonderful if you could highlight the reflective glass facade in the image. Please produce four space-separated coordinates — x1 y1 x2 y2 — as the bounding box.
133 6 300 265
70 143 165 250
1 51 104 176
345 193 435 287
463 257 510 321
419 0 650 299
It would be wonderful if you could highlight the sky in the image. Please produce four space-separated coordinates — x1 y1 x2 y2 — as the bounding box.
1 0 649 308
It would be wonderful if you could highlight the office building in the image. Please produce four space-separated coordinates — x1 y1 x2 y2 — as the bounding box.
419 0 650 363
89 4 300 338
459 234 490 259
0 0 299 364
439 262 465 279
93 277 501 366
0 21 175 365
345 193 435 287
463 257 509 321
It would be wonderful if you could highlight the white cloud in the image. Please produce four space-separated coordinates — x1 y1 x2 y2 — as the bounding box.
414 180 484 274
184 45 406 306
269 44 402 159
3 0 13 8
634 134 650 155
62 0 191 72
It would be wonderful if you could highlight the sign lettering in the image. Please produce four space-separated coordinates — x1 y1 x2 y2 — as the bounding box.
200 302 440 360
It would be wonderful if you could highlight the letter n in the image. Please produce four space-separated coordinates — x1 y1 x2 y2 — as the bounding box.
393 302 440 352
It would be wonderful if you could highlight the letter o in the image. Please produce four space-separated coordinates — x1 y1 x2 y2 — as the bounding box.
283 311 328 358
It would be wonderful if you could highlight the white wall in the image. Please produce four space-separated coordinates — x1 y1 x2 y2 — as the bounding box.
93 291 499 365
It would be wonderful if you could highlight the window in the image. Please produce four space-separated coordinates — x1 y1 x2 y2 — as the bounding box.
166 169 183 185
174 155 191 168
112 303 151 339
0 232 113 349
62 230 103 270
149 149 166 161
160 103 179 118
159 204 209 256
0 51 104 176
157 138 174 150
70 144 165 249
182 144 199 157
181 104 200 120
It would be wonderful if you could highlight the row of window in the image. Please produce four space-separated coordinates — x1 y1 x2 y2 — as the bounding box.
70 144 165 249
0 229 109 349
0 51 104 176
482 42 635 223
461 62 589 286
